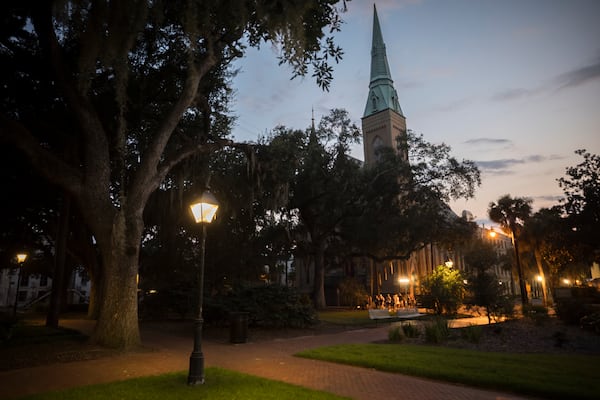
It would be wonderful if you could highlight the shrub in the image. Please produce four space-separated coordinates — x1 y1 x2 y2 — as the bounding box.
220 284 317 328
338 278 369 308
424 317 450 344
461 323 483 343
421 265 465 315
388 324 405 342
401 322 420 338
523 304 549 325
139 288 193 320
490 295 516 321
554 299 589 325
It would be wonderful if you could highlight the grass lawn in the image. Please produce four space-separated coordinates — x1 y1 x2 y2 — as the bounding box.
318 309 375 326
15 368 349 400
297 344 600 400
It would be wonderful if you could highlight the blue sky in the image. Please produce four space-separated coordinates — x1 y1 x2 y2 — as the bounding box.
230 0 600 225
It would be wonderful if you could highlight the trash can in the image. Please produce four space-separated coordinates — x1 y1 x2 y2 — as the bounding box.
229 312 249 343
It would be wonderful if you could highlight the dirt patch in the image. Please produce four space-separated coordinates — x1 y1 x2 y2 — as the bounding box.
387 317 600 354
0 340 123 371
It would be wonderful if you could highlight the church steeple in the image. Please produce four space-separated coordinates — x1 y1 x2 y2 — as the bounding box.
363 4 403 118
361 4 407 166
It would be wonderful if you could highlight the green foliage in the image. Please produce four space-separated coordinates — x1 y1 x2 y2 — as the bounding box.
345 131 480 262
465 242 510 323
257 109 364 309
558 150 600 263
388 322 421 342
461 324 483 344
424 317 450 344
388 324 405 342
421 265 465 315
337 278 368 308
217 285 317 328
401 322 421 338
1 0 348 348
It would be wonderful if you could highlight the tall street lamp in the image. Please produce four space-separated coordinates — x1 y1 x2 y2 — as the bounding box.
188 190 219 385
13 253 28 318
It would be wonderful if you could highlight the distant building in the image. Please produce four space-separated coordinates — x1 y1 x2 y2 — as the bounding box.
0 266 90 311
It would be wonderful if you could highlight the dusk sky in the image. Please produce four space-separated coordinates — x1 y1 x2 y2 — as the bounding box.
230 0 600 225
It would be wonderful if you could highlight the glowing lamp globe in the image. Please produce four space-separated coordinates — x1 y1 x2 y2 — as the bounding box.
190 191 219 224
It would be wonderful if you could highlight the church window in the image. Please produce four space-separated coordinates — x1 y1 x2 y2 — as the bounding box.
372 136 384 162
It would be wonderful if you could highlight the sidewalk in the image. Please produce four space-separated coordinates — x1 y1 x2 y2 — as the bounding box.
1 318 534 400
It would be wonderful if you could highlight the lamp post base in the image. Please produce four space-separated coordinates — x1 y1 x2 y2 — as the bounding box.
187 351 205 385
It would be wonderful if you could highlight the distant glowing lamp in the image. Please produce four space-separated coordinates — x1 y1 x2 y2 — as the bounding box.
13 252 28 317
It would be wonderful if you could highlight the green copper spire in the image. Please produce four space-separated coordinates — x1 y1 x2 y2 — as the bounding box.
363 4 403 118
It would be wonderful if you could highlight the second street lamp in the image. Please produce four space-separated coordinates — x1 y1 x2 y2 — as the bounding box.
13 253 28 318
188 190 219 385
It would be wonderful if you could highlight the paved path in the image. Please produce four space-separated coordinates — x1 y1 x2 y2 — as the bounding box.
1 318 535 400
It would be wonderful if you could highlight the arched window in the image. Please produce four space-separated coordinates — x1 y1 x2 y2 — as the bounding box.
372 136 384 162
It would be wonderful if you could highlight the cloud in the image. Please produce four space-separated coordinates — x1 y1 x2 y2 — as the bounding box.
532 194 564 204
434 97 474 112
490 54 600 102
475 154 558 174
463 138 513 146
554 56 600 91
491 88 540 102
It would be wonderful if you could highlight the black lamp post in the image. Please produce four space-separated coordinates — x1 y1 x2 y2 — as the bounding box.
187 190 219 385
12 253 28 318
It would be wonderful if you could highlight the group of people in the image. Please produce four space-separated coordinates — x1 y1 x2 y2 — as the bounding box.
370 292 416 310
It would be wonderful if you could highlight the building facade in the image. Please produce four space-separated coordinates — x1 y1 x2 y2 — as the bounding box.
0 266 90 311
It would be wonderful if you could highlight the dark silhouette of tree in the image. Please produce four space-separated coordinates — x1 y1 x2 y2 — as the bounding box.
255 109 362 309
489 195 532 307
345 132 480 279
0 0 347 348
558 149 600 264
464 239 507 323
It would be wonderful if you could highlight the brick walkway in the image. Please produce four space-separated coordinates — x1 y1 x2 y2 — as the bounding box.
1 319 534 400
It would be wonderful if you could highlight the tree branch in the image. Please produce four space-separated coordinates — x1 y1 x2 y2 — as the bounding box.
0 115 84 197
31 6 111 193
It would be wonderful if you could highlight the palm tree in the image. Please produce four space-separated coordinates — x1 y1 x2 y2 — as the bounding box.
488 195 532 307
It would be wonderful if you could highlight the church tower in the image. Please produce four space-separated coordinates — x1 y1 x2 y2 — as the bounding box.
362 5 407 166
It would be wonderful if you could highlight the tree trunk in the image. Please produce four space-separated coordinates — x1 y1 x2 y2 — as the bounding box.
533 248 551 306
46 195 70 328
82 228 102 320
313 243 327 309
90 211 142 349
513 238 528 307
87 266 102 320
